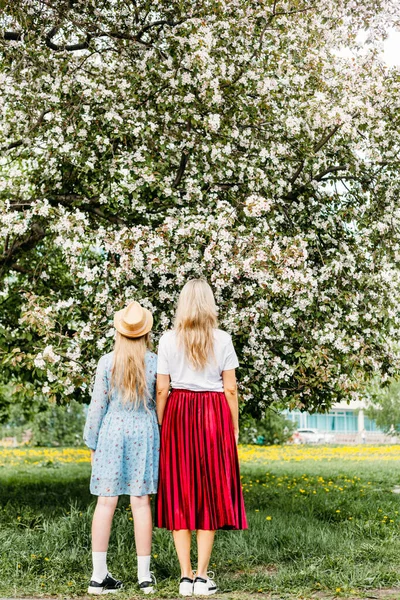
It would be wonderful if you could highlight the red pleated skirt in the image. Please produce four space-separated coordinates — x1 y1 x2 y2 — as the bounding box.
156 389 248 531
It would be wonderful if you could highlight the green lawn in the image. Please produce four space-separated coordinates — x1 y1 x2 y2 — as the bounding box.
1 448 400 598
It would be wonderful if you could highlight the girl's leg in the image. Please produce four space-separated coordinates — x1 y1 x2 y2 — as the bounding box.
172 530 193 578
130 495 152 583
196 530 215 579
91 496 119 581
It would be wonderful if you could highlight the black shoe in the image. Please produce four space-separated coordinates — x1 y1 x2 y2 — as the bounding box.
88 573 123 595
139 571 156 594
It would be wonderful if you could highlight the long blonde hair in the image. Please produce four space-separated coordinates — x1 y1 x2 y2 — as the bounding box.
175 279 218 370
111 332 151 406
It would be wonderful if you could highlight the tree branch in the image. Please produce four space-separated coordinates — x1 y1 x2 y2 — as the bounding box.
44 25 60 49
8 263 32 275
313 124 342 153
172 151 190 188
172 120 192 188
8 193 129 226
45 25 92 51
313 164 348 181
289 161 305 185
84 205 127 225
274 6 317 17
1 109 50 153
4 31 23 41
5 15 177 56
4 140 24 152
0 192 130 278
98 30 152 48
288 124 344 185
135 19 183 39
45 194 128 224
212 181 244 189
0 223 47 278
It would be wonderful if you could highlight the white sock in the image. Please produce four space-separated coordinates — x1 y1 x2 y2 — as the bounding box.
92 551 108 583
137 555 151 583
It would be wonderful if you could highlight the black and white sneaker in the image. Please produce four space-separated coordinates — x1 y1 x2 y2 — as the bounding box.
193 573 217 596
139 571 157 594
88 573 123 595
179 576 194 596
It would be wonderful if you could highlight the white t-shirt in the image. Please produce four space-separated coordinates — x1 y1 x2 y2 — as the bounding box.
157 329 239 392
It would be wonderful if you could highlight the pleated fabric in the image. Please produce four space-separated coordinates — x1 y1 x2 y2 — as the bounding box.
156 389 248 531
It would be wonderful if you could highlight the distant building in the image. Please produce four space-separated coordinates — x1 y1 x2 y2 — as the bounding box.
283 400 395 444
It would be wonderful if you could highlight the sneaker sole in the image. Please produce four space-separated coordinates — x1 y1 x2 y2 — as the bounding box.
179 588 193 596
88 587 123 595
141 586 155 595
193 587 217 596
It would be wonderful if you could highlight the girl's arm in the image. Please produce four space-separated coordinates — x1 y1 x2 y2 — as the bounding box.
222 369 239 444
83 356 109 451
156 374 170 426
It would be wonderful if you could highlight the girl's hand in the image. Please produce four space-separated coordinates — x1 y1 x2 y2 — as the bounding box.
90 449 95 464
234 428 239 445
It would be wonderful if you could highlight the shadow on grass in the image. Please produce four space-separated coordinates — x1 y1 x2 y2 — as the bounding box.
0 464 93 519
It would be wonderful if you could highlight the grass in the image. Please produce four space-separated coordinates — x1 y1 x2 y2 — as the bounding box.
1 445 400 598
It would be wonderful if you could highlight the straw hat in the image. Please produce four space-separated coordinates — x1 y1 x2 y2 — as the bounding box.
114 300 153 338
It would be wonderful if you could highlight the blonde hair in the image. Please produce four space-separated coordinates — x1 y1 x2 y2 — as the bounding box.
111 332 151 406
175 279 218 370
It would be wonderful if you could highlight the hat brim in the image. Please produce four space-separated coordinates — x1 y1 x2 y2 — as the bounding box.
114 308 153 338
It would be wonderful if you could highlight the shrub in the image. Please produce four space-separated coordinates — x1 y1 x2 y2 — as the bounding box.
240 411 294 446
30 401 86 447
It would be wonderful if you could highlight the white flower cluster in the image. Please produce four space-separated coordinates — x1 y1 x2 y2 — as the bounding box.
1 0 400 413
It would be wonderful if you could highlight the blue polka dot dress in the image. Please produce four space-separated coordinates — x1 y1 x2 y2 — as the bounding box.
83 351 160 496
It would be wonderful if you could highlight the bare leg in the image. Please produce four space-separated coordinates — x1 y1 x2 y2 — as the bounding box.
130 495 152 556
172 529 193 578
196 530 215 579
92 496 119 551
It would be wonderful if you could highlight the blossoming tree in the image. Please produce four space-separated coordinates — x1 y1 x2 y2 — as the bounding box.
1 0 400 415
